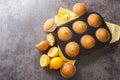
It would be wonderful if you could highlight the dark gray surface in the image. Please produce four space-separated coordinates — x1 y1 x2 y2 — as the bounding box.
0 0 120 80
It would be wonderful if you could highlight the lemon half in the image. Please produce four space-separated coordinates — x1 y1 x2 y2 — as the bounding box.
40 54 50 67
47 47 59 58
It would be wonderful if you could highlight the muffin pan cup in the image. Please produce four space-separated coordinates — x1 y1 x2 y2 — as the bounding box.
54 12 112 59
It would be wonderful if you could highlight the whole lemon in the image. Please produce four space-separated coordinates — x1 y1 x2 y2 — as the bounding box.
50 57 63 70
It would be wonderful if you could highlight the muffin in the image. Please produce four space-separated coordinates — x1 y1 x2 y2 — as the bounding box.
60 62 76 78
73 3 87 16
96 28 110 42
65 42 80 57
57 27 72 41
88 13 101 27
81 35 95 49
72 20 87 34
46 33 56 46
43 19 56 32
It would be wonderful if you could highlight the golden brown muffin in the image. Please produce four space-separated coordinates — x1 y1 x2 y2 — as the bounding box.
35 40 49 51
72 20 87 34
81 35 95 49
43 19 56 32
60 62 76 78
73 3 87 16
96 28 110 42
87 13 101 28
57 27 72 41
65 42 80 57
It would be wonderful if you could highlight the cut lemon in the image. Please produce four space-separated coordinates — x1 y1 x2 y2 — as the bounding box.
50 57 63 70
47 47 59 58
40 54 50 67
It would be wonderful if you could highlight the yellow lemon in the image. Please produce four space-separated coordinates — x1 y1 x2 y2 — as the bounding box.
50 57 63 70
47 47 59 58
40 54 50 67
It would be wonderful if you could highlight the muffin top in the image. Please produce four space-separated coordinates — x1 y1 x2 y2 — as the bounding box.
73 3 87 16
96 28 110 42
43 19 54 31
88 14 101 27
65 42 80 57
57 27 72 41
81 35 95 49
72 20 87 34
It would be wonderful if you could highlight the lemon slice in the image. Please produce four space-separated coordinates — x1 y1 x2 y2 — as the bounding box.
50 57 63 70
47 47 59 58
40 54 50 67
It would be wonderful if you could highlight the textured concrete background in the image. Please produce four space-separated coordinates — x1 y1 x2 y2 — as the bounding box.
0 0 120 80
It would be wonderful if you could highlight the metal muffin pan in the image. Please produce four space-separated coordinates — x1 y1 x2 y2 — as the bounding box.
54 12 112 59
